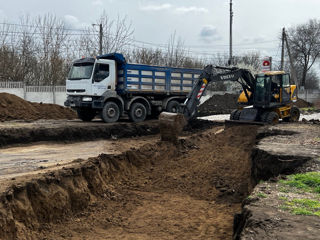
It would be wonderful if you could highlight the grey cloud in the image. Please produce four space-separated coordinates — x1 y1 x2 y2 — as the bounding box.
140 3 172 11
175 6 208 14
199 25 222 43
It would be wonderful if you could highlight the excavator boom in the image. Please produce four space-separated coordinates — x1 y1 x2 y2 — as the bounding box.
159 65 256 142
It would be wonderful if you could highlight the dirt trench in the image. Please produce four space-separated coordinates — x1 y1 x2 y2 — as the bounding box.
0 124 261 240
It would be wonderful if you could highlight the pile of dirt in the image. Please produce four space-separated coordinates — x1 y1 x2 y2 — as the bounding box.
198 93 239 116
0 125 259 239
295 98 313 108
0 93 76 121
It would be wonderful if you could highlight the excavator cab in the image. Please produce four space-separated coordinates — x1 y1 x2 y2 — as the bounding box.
253 71 292 108
232 71 299 124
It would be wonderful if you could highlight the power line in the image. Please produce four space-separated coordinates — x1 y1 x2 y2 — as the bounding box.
0 22 280 50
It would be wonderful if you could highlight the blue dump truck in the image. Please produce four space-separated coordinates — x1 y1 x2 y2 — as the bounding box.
65 53 202 123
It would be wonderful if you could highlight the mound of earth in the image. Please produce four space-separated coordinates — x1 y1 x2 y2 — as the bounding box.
295 98 313 108
0 93 76 121
198 93 239 116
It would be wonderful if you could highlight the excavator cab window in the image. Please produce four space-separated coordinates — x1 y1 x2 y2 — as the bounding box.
254 75 270 107
281 74 291 103
270 75 281 103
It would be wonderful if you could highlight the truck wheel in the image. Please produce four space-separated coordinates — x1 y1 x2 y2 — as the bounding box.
77 109 96 122
265 112 279 125
166 100 181 113
230 109 241 120
101 101 120 123
290 106 300 122
129 102 147 122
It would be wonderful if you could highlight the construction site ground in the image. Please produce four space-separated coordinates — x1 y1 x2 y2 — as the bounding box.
0 118 319 240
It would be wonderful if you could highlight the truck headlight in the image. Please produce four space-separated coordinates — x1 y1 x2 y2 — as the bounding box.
82 97 92 102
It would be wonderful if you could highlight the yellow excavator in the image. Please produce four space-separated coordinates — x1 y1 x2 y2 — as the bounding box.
159 65 299 141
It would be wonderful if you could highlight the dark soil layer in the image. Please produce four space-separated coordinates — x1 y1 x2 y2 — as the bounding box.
0 119 219 148
0 125 259 240
0 93 76 121
198 93 239 116
0 121 158 148
295 98 313 108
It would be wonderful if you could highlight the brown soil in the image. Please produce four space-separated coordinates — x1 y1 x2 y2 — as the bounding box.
295 98 313 108
0 124 259 240
235 123 320 240
0 119 220 148
0 93 76 121
198 93 239 116
237 182 320 240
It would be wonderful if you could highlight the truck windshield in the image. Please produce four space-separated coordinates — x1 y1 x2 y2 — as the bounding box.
68 63 94 80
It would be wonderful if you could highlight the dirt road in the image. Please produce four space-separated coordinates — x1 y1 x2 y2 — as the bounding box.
0 136 157 180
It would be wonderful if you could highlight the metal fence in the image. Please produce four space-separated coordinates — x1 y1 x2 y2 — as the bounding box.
0 81 66 105
0 81 66 92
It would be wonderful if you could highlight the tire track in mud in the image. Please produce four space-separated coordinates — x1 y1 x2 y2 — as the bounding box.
0 124 259 240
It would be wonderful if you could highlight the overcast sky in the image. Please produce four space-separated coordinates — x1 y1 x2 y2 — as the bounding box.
0 0 319 62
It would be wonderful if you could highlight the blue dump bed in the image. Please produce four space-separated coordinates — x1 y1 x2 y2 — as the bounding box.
117 63 202 95
97 53 201 95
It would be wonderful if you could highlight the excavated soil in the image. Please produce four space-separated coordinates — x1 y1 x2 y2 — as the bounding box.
0 93 76 121
0 119 220 148
295 98 313 108
0 124 259 240
198 93 239 116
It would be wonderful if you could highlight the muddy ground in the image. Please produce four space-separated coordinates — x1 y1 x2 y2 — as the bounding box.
0 117 319 239
0 121 258 240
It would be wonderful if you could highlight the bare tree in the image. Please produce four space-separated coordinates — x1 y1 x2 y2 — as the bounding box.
80 12 133 56
35 14 69 85
287 19 320 88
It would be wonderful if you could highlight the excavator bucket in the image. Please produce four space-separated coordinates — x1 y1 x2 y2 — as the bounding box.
159 112 187 143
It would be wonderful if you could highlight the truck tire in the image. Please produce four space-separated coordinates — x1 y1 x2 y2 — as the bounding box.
166 100 181 113
290 106 300 122
265 111 279 125
230 109 241 120
77 109 96 122
129 102 147 122
101 101 120 123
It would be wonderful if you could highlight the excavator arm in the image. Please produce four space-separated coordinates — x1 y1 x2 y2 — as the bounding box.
182 65 255 120
159 65 255 142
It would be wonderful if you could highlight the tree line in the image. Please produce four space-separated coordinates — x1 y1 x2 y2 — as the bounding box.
0 13 319 89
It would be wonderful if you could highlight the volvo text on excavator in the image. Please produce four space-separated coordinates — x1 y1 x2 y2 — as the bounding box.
159 65 299 142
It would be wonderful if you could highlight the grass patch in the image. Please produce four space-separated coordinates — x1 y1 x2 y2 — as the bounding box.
300 107 315 111
257 192 267 198
280 172 320 194
281 198 320 216
278 172 320 217
279 196 288 201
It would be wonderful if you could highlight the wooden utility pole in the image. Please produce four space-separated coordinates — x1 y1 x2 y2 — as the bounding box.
99 24 103 55
93 23 103 55
283 29 299 89
229 0 233 65
280 28 285 70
